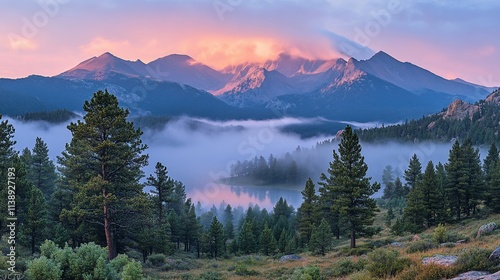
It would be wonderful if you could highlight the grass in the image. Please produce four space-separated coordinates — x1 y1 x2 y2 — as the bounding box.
140 212 500 279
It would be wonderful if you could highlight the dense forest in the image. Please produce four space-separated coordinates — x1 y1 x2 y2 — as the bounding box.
359 89 500 144
1 90 500 279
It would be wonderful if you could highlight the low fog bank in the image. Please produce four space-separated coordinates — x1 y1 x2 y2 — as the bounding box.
6 116 457 208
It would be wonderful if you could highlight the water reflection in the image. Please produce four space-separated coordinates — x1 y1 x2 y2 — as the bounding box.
189 184 303 210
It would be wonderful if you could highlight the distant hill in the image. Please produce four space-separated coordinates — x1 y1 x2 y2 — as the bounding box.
358 89 500 144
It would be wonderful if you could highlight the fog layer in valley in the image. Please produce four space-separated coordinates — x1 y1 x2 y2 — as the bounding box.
8 116 458 209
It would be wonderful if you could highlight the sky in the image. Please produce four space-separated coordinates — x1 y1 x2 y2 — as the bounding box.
1 0 499 86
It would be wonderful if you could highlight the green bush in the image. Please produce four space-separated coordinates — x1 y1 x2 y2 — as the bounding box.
145 253 166 267
198 271 226 280
26 256 63 280
398 263 457 280
406 240 437 253
40 240 60 259
433 224 447 243
121 260 143 280
234 264 259 276
339 246 372 256
329 258 367 277
456 248 498 273
292 265 322 280
366 248 411 278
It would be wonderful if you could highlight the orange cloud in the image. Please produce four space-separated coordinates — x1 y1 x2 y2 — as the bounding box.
80 37 131 56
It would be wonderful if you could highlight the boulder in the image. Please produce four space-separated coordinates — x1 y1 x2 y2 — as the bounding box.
450 271 500 280
477 222 497 238
412 235 421 242
390 242 405 247
489 247 500 263
421 254 458 266
279 254 302 262
450 271 490 280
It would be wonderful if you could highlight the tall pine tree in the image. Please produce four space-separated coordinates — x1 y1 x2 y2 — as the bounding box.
297 178 320 245
58 90 149 259
320 126 380 248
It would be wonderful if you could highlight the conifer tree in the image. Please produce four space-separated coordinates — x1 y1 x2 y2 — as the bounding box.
147 162 173 226
58 90 149 259
29 137 57 200
404 154 422 191
238 220 256 254
462 140 484 216
24 187 48 254
259 222 277 256
435 163 450 223
208 217 225 259
309 219 333 256
421 161 441 227
319 126 380 248
488 164 500 213
484 143 499 208
445 140 466 220
0 116 17 232
297 178 320 245
403 180 425 233
223 204 235 239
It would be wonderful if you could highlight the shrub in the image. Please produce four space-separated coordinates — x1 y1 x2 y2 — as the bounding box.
198 271 226 280
109 254 132 273
456 248 498 273
234 264 259 276
121 260 143 280
349 270 376 280
26 256 63 280
397 264 456 280
366 248 411 278
293 265 322 280
339 246 372 256
329 258 367 277
40 240 60 259
433 224 447 243
406 240 437 253
146 253 166 267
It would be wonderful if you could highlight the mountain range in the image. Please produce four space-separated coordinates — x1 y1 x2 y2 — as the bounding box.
0 51 497 123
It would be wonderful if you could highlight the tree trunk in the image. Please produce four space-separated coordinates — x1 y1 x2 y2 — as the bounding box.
350 229 356 248
104 198 115 260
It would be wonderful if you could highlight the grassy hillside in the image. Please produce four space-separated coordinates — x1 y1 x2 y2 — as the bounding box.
137 211 500 279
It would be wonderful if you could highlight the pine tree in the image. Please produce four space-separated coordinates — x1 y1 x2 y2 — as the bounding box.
58 90 149 260
382 165 395 199
462 140 484 216
0 115 17 231
29 137 57 200
435 163 450 223
421 161 441 227
23 187 48 254
488 164 500 213
484 143 499 208
277 229 288 254
222 204 235 239
297 178 320 245
309 219 333 256
259 223 276 256
445 140 466 220
393 177 405 198
208 217 225 259
238 220 256 254
147 162 173 226
403 180 425 233
404 154 422 191
319 126 380 248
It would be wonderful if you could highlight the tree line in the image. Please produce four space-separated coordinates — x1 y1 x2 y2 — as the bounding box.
359 90 500 145
379 140 500 235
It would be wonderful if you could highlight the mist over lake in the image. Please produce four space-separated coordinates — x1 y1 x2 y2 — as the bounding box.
9 116 456 209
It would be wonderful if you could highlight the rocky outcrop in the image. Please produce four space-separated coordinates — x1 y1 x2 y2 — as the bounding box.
477 222 497 238
422 254 458 266
450 271 500 280
279 254 302 262
442 99 479 120
485 89 500 104
489 247 500 263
